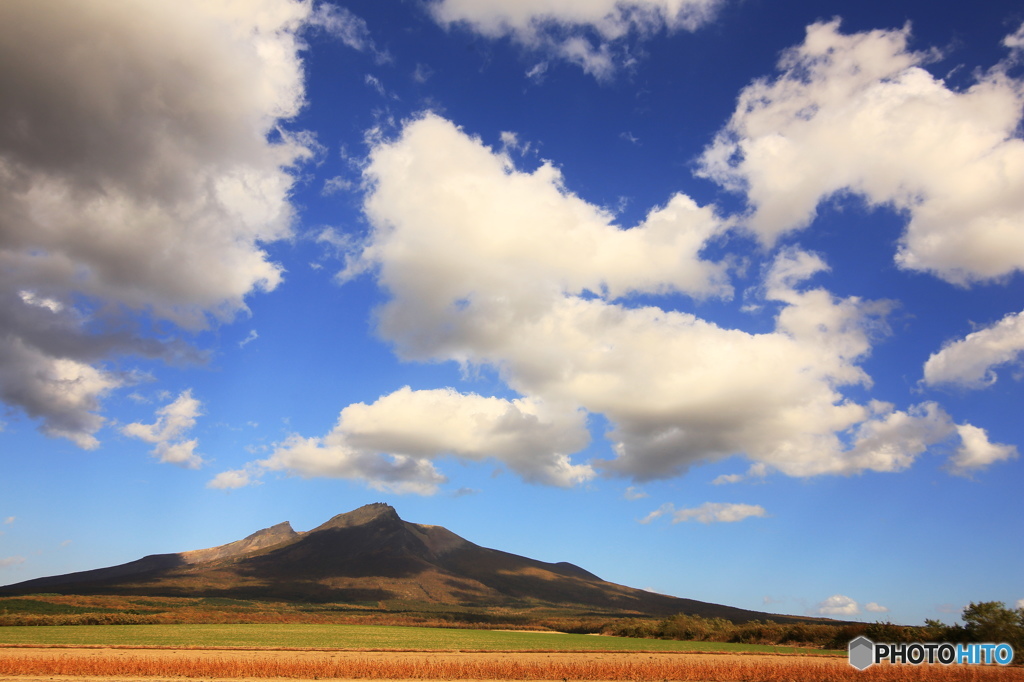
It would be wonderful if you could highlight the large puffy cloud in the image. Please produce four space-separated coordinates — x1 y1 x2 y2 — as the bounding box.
923 310 1024 388
358 114 732 313
429 0 726 79
698 19 1024 285
223 387 593 494
0 0 317 446
336 114 1007 484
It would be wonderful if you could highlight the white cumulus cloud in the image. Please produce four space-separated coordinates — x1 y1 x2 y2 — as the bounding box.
224 386 593 494
296 113 1012 487
865 602 890 613
817 594 860 616
699 19 1024 285
923 310 1024 389
948 424 1018 476
122 390 205 469
359 114 733 305
207 468 259 491
357 118 860 480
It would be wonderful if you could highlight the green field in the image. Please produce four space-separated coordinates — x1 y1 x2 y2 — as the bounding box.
0 623 840 655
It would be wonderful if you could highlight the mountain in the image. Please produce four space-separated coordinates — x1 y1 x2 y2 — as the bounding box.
1 503 794 622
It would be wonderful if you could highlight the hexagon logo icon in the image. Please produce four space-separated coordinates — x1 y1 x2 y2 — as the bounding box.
849 636 875 670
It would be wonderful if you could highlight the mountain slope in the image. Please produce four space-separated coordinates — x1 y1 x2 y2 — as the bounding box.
0 503 795 622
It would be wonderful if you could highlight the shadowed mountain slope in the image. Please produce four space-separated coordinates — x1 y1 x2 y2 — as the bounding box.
0 503 805 622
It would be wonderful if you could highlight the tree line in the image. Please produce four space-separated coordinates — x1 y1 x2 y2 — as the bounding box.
595 601 1024 650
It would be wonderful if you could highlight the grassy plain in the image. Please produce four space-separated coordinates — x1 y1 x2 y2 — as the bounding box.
0 622 834 654
0 593 857 648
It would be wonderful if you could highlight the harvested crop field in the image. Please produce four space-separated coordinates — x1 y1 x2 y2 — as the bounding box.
1 646 1022 682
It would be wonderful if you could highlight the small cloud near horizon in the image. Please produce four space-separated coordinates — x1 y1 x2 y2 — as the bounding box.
817 594 860 616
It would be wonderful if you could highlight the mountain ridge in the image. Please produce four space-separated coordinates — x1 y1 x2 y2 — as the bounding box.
0 503 814 624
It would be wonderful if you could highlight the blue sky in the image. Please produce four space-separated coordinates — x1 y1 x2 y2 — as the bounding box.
1 0 1023 626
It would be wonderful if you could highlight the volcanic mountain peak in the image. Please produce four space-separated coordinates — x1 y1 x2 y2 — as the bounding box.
311 502 400 532
180 521 298 565
0 504 822 625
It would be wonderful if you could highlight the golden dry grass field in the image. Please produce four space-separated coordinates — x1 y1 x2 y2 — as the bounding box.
1 645 1023 682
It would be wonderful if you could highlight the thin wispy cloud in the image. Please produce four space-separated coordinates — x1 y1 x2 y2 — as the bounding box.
624 486 649 500
641 502 767 524
239 330 259 349
429 0 729 79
